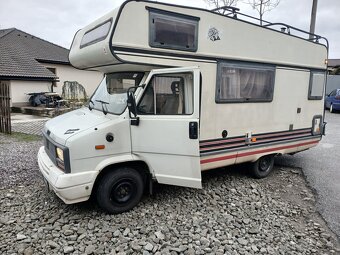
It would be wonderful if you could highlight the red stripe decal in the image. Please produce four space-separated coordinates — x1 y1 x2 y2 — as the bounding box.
200 140 318 164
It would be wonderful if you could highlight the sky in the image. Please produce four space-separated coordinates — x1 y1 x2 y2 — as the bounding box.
0 0 339 58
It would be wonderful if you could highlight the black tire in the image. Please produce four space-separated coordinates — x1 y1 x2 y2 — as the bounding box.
251 154 275 179
96 168 144 214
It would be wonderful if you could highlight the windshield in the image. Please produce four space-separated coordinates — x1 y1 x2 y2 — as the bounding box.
90 72 144 115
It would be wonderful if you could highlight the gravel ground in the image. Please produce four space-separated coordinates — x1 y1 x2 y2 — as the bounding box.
0 133 339 255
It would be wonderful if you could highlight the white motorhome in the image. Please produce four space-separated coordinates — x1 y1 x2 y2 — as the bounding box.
38 0 328 213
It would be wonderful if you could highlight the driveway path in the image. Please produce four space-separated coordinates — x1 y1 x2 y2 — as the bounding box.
11 113 49 136
276 111 340 237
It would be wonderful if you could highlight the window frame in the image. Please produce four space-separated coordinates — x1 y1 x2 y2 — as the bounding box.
308 70 326 100
215 61 276 104
88 71 145 115
137 73 194 116
80 19 112 49
148 7 200 52
328 90 336 97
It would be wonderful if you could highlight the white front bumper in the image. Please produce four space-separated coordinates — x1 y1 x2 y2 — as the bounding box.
37 146 97 204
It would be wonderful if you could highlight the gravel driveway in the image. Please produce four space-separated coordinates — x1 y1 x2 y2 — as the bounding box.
0 134 339 255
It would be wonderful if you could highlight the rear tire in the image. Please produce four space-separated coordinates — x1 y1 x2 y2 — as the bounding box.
251 154 275 179
96 168 144 214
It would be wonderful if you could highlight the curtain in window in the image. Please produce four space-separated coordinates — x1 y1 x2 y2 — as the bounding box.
219 66 273 100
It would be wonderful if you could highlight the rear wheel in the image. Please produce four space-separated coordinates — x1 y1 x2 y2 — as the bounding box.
96 168 144 214
251 154 275 179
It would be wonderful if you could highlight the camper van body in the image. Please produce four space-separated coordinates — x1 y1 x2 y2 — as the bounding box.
38 0 328 213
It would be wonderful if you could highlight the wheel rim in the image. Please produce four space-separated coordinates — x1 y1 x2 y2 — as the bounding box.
110 178 136 204
258 157 270 172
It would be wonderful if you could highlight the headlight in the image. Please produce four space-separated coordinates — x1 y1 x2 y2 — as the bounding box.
56 147 64 162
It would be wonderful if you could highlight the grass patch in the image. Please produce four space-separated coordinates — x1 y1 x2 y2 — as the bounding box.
9 132 42 142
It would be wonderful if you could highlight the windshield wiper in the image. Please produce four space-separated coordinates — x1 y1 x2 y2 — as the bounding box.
95 99 109 115
88 99 95 111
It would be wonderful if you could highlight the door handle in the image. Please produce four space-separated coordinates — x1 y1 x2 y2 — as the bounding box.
189 122 198 139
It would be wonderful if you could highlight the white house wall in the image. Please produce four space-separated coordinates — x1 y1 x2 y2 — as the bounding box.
10 80 50 106
43 63 103 98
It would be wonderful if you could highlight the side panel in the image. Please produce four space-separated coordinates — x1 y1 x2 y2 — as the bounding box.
198 64 324 171
200 65 324 139
112 1 327 70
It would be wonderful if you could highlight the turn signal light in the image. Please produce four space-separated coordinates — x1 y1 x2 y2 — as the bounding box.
95 145 105 150
251 137 257 142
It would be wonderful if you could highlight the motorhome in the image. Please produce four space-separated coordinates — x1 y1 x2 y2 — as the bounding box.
38 0 328 213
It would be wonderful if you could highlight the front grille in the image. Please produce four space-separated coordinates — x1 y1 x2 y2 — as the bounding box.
43 134 57 166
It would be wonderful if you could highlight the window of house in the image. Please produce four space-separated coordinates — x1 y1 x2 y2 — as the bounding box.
137 73 194 115
215 61 276 103
149 9 199 52
308 71 325 100
80 19 112 48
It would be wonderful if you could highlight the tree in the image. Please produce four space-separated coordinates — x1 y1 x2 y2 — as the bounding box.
246 0 280 25
204 0 239 14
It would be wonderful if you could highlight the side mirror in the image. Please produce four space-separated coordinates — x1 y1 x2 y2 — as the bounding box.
127 90 139 126
127 92 137 116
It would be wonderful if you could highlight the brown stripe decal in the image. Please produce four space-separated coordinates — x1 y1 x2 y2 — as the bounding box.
200 140 318 164
199 128 312 153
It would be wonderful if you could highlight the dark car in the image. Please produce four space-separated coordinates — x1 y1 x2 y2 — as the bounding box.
325 89 340 113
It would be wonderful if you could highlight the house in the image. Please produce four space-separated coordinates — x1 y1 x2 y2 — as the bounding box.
326 59 340 94
0 28 103 107
328 59 340 68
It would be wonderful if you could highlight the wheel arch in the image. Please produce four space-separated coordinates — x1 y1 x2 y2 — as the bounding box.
91 160 152 199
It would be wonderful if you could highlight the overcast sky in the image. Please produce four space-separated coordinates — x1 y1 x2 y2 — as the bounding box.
0 0 339 58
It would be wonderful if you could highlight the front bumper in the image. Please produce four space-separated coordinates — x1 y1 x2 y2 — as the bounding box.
37 146 97 204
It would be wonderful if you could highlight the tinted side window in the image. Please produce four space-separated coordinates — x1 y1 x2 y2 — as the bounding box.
80 20 112 48
216 62 275 103
149 10 199 52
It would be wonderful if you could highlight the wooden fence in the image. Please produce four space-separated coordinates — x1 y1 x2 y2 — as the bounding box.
0 81 11 134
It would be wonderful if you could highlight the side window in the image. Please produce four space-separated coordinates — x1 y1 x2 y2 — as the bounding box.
308 71 325 100
149 9 199 52
137 73 194 115
329 90 336 97
80 19 112 48
216 61 275 103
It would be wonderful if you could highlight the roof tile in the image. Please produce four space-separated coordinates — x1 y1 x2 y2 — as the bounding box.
0 28 70 79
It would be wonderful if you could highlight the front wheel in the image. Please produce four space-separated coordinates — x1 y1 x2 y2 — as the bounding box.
96 168 144 214
330 104 334 113
251 154 275 179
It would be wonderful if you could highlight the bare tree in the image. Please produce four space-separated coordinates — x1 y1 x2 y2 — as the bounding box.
205 0 239 14
246 0 280 25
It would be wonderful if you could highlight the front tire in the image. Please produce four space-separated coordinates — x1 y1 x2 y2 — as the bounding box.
96 168 144 214
330 104 334 113
251 154 275 179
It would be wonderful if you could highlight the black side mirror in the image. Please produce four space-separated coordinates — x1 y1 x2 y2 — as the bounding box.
127 92 137 116
127 89 139 126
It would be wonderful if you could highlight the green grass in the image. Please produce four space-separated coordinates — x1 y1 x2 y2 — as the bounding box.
8 132 42 142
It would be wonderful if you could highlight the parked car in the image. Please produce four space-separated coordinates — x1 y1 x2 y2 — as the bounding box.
325 89 340 113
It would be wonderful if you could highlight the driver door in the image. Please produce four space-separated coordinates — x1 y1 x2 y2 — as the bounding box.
130 67 201 188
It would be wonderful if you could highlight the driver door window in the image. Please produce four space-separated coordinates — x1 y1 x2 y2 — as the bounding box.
137 73 194 115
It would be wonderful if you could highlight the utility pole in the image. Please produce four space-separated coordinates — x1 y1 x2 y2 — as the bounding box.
309 0 318 39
